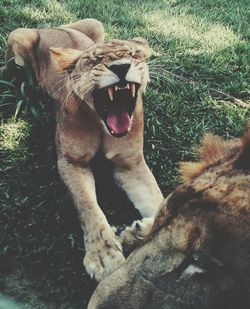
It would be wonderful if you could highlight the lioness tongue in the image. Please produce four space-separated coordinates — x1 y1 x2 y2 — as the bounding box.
107 111 131 135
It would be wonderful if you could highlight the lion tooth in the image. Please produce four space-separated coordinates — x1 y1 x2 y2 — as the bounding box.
111 130 114 134
115 86 118 91
130 83 135 97
126 83 129 89
108 86 113 101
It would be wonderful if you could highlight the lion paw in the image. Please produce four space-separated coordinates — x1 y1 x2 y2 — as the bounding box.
118 217 154 248
83 229 125 282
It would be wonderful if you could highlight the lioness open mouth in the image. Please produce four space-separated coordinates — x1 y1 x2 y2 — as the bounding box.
93 82 140 137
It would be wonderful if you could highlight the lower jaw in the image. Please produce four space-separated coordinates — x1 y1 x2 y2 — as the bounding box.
108 131 128 138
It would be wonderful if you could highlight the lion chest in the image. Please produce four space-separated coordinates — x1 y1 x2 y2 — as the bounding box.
57 112 101 163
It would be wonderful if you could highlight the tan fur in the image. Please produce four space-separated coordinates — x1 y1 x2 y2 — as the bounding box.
6 19 163 281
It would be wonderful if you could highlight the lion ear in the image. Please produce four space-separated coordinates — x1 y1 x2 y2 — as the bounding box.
131 37 152 59
49 47 83 71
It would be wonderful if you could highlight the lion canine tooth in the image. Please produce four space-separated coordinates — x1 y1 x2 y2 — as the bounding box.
115 86 118 91
108 86 113 101
126 83 129 89
130 83 135 97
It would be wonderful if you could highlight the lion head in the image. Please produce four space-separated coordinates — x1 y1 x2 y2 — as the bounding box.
50 38 151 137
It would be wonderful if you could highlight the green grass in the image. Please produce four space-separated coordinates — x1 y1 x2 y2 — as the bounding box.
0 0 249 308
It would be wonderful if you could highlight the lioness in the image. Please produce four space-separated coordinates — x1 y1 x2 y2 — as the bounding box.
89 128 250 308
6 19 163 281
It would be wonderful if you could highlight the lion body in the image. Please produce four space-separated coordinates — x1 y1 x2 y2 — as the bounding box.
89 129 250 308
6 19 163 281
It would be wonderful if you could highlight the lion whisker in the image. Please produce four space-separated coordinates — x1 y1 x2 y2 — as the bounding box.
61 81 93 108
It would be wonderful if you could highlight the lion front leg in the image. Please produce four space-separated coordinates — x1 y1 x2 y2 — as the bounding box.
113 156 164 247
114 156 163 217
58 156 125 281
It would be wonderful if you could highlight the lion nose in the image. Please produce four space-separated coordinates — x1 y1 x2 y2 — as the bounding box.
108 63 131 80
